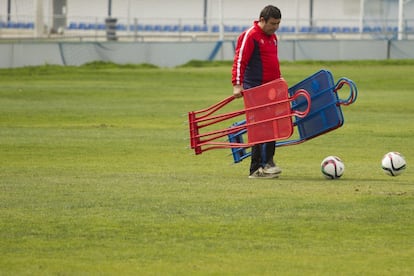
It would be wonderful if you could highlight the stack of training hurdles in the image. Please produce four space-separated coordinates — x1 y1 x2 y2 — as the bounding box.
188 69 358 164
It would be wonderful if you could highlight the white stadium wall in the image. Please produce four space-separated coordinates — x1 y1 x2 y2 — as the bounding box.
1 0 414 68
1 40 414 68
1 0 413 29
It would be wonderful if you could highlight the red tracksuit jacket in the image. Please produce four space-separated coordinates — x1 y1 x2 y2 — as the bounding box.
232 21 281 89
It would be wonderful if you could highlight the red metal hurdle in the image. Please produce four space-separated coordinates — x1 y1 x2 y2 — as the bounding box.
188 78 311 155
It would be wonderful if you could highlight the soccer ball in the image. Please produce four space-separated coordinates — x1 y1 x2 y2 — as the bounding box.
381 152 406 176
321 156 345 179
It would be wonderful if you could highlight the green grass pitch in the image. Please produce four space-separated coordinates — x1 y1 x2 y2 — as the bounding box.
1 60 414 275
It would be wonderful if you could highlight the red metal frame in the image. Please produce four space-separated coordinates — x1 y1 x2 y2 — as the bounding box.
188 78 311 155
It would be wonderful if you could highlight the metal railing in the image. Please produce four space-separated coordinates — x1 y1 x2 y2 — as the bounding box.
1 16 414 41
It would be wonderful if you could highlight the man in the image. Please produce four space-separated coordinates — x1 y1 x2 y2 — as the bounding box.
232 5 282 179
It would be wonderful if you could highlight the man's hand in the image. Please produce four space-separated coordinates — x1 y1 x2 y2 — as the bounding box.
233 85 244 98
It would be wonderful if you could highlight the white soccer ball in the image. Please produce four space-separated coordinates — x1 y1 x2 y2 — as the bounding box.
381 152 406 176
321 156 345 179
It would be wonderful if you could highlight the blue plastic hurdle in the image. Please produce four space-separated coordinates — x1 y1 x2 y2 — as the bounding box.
228 69 358 163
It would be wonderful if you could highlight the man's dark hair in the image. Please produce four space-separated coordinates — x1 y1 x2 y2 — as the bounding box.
260 5 281 21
